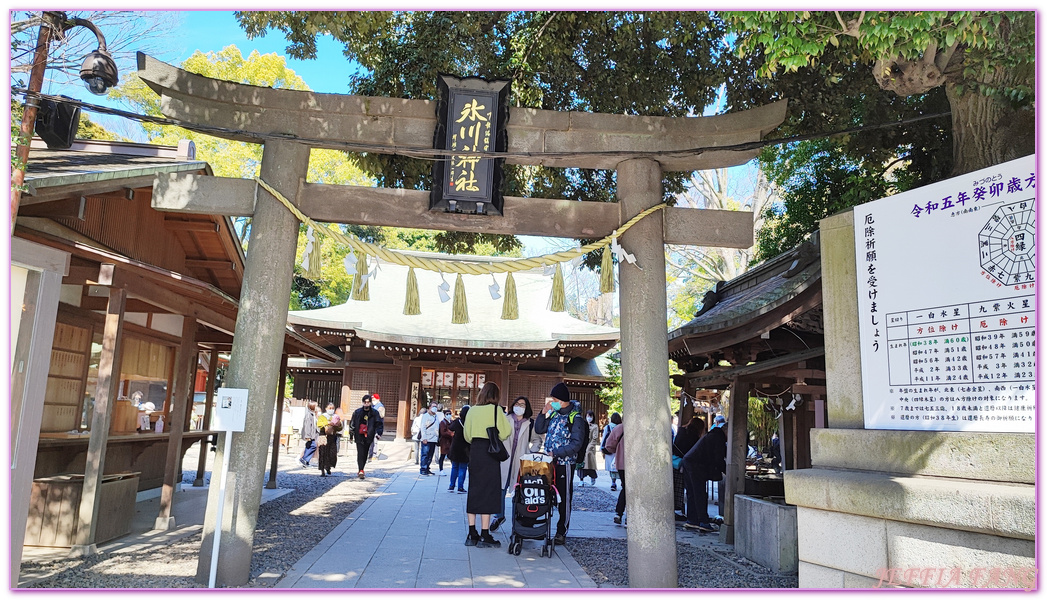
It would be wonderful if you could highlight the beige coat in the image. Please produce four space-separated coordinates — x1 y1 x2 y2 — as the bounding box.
583 422 601 470
500 416 545 489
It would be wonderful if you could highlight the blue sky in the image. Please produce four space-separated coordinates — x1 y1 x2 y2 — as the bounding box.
168 11 358 94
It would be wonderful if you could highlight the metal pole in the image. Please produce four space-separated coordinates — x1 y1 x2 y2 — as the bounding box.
208 431 233 588
11 11 62 234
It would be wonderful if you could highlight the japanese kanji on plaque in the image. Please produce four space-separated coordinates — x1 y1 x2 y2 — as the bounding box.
854 155 1036 432
430 73 510 215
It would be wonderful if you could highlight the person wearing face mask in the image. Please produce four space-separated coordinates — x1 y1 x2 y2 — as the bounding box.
298 400 318 468
577 410 601 487
350 395 384 479
417 402 441 475
533 382 586 545
437 410 454 472
316 402 343 476
489 396 544 532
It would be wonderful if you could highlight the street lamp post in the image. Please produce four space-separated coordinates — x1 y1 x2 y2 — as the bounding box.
10 12 61 235
10 11 119 235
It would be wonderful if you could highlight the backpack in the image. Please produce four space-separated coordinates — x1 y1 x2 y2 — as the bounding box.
568 411 590 465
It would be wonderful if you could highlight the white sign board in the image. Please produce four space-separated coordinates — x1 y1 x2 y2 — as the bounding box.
854 155 1035 432
212 388 249 432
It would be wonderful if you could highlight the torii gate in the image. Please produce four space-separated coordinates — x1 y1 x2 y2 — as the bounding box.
137 53 786 588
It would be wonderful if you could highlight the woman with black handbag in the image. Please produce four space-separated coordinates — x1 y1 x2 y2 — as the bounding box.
462 382 511 548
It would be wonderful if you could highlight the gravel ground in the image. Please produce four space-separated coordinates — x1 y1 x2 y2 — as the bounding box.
566 483 798 589
570 481 620 512
21 465 388 588
565 537 799 588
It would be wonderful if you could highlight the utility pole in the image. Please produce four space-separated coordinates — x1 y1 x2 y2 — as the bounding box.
11 11 63 235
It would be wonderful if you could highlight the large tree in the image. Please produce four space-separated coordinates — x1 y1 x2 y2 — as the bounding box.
727 11 1034 177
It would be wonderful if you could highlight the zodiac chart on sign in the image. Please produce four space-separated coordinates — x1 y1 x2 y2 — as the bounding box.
978 199 1035 286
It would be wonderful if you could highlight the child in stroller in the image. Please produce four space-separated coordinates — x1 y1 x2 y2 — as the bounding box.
507 453 557 557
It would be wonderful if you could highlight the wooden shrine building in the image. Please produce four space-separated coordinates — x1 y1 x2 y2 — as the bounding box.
285 252 619 438
11 139 335 574
668 233 826 543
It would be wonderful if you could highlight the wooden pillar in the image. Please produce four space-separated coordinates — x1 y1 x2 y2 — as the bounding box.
69 287 126 556
679 384 696 426
155 315 198 529
396 360 411 440
617 158 677 588
500 362 511 405
340 363 353 411
194 349 219 486
267 354 289 489
195 140 310 587
10 240 68 582
721 378 751 545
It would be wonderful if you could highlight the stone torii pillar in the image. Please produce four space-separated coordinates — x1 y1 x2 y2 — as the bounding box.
137 52 786 588
617 158 676 585
194 140 309 585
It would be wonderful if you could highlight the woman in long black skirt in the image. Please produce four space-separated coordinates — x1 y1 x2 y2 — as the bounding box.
462 382 511 548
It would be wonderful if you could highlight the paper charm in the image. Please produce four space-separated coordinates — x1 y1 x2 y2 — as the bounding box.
610 237 639 268
301 226 316 269
438 273 451 303
343 252 357 276
489 273 501 300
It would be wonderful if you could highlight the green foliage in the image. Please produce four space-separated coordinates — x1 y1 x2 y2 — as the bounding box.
729 11 1034 107
724 10 1033 177
595 350 622 415
110 45 313 180
746 395 779 450
752 138 902 263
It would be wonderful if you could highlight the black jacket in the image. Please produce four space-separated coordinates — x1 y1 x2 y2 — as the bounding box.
448 418 470 463
350 406 384 443
683 426 726 481
672 424 703 458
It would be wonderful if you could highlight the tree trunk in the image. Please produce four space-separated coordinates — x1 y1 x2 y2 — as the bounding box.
945 67 1034 176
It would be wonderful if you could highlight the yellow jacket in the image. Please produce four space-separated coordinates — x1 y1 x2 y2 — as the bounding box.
463 404 512 442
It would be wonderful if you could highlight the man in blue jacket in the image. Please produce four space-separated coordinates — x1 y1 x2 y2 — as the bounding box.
534 382 586 545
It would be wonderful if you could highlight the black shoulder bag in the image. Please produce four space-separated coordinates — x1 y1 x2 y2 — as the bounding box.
487 407 510 462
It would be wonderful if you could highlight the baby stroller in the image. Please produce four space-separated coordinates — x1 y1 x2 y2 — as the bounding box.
507 452 557 557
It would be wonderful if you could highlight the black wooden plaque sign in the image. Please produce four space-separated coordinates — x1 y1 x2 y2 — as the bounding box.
431 74 510 215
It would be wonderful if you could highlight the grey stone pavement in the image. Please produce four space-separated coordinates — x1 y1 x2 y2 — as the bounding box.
278 440 728 589
20 439 729 589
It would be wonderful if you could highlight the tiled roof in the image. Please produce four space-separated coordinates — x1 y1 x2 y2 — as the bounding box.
25 145 207 190
670 237 821 338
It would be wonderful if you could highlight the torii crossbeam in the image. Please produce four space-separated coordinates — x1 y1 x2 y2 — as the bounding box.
138 52 786 588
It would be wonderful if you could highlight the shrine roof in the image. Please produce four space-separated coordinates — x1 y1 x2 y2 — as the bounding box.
288 251 620 350
24 138 209 192
669 233 822 344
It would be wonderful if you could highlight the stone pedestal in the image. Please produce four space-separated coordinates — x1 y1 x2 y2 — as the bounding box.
734 494 798 574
